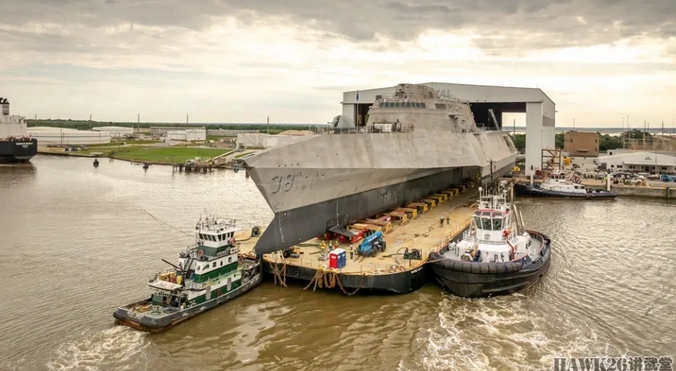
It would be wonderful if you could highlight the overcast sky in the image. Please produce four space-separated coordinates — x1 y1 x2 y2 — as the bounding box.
1 0 675 127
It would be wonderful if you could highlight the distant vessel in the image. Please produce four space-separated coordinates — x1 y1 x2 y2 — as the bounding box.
243 83 518 254
113 215 263 333
428 185 551 298
0 97 37 163
514 178 616 198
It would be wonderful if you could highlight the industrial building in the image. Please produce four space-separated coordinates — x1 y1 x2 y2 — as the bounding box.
564 131 600 156
92 126 134 138
207 129 259 137
28 127 111 145
165 128 207 142
236 132 310 149
342 82 556 175
150 126 205 136
598 152 676 174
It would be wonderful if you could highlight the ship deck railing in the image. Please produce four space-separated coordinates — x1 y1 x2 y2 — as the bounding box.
318 125 490 136
375 93 470 104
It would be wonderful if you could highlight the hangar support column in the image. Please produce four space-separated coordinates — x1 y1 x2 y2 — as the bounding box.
524 102 556 176
525 103 543 176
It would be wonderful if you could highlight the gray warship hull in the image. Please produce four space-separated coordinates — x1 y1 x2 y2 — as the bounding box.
245 130 517 254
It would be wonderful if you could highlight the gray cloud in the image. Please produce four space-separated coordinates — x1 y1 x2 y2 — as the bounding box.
0 0 674 56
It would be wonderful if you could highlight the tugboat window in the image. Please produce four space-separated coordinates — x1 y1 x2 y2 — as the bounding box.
473 215 482 227
481 217 492 230
492 218 503 230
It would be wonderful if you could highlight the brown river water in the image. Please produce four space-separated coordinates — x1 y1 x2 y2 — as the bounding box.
0 155 674 371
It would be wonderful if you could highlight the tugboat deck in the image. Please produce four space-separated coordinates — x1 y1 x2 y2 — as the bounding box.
237 187 479 276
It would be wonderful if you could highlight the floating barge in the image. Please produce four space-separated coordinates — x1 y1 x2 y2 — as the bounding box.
238 180 480 295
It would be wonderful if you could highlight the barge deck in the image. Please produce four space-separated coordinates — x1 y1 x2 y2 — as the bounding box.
237 182 480 295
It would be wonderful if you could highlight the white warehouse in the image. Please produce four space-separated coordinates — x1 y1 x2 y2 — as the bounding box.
342 82 556 176
28 127 112 145
166 128 206 141
236 133 307 149
598 152 676 174
92 126 134 138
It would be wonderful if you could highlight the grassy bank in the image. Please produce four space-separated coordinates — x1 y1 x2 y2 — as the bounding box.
40 145 230 164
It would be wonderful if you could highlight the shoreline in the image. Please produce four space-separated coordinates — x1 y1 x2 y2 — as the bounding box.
37 145 236 166
37 150 176 166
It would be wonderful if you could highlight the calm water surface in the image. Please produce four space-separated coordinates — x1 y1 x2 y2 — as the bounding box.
1 155 674 371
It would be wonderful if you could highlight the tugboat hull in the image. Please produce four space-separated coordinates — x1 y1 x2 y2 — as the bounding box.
113 260 262 333
428 232 552 298
514 183 616 198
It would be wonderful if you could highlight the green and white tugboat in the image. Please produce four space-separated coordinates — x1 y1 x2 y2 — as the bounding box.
113 214 263 333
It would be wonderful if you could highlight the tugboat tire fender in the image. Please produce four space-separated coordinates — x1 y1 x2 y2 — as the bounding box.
251 226 261 237
432 255 522 274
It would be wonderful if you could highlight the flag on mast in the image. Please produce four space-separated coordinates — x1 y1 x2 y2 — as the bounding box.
356 90 360 102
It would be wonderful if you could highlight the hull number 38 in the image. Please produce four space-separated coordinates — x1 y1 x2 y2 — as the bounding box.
271 174 295 194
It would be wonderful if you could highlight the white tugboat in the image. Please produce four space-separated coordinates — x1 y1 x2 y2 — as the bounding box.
113 215 263 333
428 184 552 298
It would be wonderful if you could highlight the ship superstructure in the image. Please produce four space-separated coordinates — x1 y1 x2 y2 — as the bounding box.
0 97 37 163
243 83 518 254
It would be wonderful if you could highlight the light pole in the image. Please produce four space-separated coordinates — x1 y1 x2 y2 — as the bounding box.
489 159 494 185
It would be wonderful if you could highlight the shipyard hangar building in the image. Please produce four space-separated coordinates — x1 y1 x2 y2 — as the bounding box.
342 82 556 176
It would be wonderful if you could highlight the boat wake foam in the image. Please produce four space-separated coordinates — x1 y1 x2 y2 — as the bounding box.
413 295 616 371
46 326 149 371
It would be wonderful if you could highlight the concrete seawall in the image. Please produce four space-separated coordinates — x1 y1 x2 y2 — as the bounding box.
610 185 676 199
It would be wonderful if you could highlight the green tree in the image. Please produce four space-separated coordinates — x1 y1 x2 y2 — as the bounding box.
510 134 526 152
555 133 564 149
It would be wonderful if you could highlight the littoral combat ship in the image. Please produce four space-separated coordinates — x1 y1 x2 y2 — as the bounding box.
0 97 37 163
243 83 518 254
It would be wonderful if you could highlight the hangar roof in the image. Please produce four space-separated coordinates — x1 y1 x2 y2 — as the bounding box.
342 82 554 106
